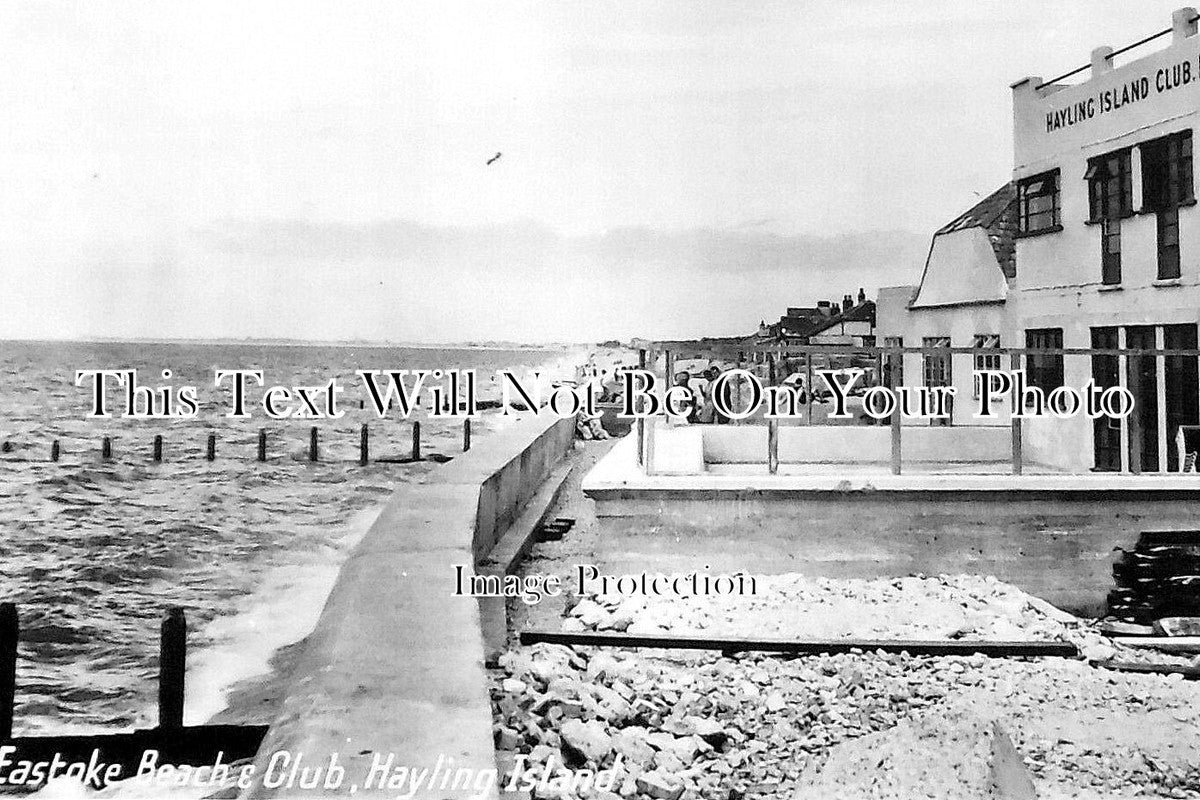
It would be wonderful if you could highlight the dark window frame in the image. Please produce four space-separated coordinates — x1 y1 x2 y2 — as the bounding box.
921 336 951 388
1141 129 1192 280
1016 169 1061 236
1101 217 1122 285
971 333 1001 398
1024 328 1065 393
1086 148 1133 223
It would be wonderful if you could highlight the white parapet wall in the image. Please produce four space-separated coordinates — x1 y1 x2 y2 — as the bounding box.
695 423 1012 466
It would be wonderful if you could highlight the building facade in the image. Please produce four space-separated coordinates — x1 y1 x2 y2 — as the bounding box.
879 8 1200 472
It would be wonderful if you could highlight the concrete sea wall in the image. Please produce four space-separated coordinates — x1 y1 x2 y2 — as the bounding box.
244 414 574 799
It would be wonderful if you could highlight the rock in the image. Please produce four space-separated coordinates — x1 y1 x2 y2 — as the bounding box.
790 706 1036 800
1081 640 1118 663
684 715 729 748
502 677 529 693
570 598 608 627
636 770 685 800
1025 596 1079 625
560 719 612 765
612 727 656 766
495 726 523 750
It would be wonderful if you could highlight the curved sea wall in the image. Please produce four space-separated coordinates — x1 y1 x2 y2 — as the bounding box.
243 414 575 799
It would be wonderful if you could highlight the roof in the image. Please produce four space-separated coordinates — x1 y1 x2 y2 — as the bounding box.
804 301 876 337
934 183 1018 280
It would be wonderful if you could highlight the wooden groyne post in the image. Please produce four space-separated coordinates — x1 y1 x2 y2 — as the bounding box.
309 427 319 462
206 434 216 461
153 435 163 463
101 436 112 461
463 419 471 452
49 441 60 463
359 424 369 466
257 429 267 462
411 421 421 461
1 602 17 741
158 608 185 729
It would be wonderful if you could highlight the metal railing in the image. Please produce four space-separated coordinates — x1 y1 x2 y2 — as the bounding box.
630 341 1200 477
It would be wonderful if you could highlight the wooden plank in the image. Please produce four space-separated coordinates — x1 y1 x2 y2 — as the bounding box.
1097 661 1200 680
519 630 1078 658
1112 636 1200 653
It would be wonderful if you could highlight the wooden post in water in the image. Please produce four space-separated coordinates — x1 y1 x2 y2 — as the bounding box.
359 424 369 466
206 434 216 461
0 602 16 741
463 419 471 452
50 441 60 463
158 608 185 730
411 421 421 461
153 435 163 463
101 436 112 460
257 429 267 462
308 427 319 462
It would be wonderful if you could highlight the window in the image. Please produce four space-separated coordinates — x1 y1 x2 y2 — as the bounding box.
1086 149 1133 222
922 336 951 388
1142 129 1194 210
1158 207 1181 280
1142 130 1192 280
972 334 1001 398
1101 218 1122 284
1025 328 1064 393
1017 170 1061 234
1087 150 1131 284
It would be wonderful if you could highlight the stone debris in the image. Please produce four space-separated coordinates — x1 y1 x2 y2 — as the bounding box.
492 574 1200 799
791 706 1036 800
567 573 1198 670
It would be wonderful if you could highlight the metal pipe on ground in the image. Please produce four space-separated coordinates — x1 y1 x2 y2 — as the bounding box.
519 630 1079 659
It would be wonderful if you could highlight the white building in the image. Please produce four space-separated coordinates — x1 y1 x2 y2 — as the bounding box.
879 8 1200 473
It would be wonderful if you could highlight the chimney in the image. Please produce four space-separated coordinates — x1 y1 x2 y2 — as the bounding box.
857 287 866 304
1091 46 1114 80
1174 7 1198 43
817 301 832 317
842 295 853 313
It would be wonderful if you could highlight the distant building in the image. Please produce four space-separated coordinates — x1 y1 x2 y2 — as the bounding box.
879 8 1200 472
760 289 876 346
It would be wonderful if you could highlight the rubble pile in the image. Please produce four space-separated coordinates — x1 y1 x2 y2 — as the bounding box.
493 574 1200 799
563 573 1200 669
490 643 1200 799
564 574 1080 641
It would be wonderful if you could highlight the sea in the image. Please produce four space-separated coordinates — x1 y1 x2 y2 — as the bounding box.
0 340 582 735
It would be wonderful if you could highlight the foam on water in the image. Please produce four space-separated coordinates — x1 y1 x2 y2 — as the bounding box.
0 340 588 736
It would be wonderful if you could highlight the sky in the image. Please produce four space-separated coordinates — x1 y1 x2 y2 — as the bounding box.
0 1 1190 343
